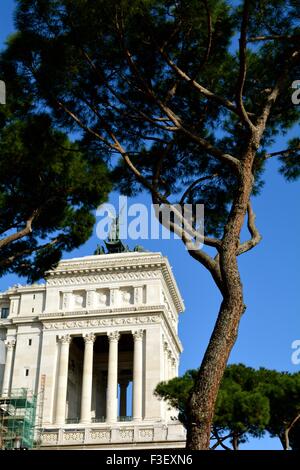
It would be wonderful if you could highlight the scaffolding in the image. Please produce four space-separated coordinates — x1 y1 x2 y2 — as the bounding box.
0 388 37 450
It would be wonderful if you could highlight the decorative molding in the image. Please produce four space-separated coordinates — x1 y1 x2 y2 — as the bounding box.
132 329 144 341
63 431 84 441
108 331 120 342
4 339 16 350
119 429 134 440
41 432 58 443
40 304 165 318
58 334 72 345
139 429 154 440
47 254 163 274
90 430 110 440
83 332 96 344
47 270 161 287
43 315 161 330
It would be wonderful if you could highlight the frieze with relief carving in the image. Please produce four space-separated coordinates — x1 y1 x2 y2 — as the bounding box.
43 315 161 330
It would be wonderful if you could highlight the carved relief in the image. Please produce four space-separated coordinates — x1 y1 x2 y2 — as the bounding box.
108 331 120 342
96 289 109 306
41 432 58 443
162 292 177 330
120 287 133 305
4 339 16 350
63 431 84 441
62 292 71 310
58 334 72 345
73 291 85 309
43 315 161 330
119 429 134 440
139 429 154 440
47 270 161 286
83 332 96 343
86 290 95 308
90 430 110 440
133 329 144 341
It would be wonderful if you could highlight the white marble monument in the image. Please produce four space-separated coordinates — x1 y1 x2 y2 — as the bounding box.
0 251 186 449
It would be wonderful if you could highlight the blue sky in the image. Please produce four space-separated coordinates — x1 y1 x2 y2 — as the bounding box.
1 0 299 449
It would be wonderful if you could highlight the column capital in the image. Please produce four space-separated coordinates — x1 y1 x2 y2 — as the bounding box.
58 334 72 345
132 329 144 341
163 341 169 352
108 331 120 342
83 333 96 344
168 350 173 360
4 339 16 350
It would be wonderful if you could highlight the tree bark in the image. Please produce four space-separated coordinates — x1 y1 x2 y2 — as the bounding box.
186 293 245 449
186 150 256 450
232 433 240 451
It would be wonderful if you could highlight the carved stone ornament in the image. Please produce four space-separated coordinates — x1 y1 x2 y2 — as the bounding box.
47 270 161 287
42 433 58 443
4 339 16 350
119 429 134 440
108 331 120 342
63 431 84 441
83 332 96 343
58 334 72 345
43 315 161 330
139 429 154 439
132 329 144 341
90 430 110 440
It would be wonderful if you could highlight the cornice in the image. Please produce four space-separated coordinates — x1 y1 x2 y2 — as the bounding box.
45 252 185 314
42 313 162 331
40 304 165 319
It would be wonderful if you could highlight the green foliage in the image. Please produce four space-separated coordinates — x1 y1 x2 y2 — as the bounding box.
155 364 300 449
0 110 111 281
256 368 300 448
2 0 299 239
155 369 197 427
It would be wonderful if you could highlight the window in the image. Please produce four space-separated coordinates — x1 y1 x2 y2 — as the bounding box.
25 368 29 377
1 307 9 319
28 339 32 346
33 294 36 300
31 307 34 313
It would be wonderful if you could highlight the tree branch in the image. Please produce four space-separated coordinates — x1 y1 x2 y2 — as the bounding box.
248 35 300 42
179 174 219 205
265 146 300 159
212 429 233 450
236 0 256 130
0 210 39 250
256 50 300 135
158 46 241 117
0 238 59 268
237 202 262 255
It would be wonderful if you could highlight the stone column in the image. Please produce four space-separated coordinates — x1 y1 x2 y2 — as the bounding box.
80 333 95 424
171 357 176 378
54 334 72 425
86 290 96 309
106 331 120 423
119 380 129 417
2 340 16 394
164 342 169 381
168 350 173 380
132 329 144 421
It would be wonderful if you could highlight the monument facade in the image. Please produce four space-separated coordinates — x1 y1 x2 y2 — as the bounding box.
0 251 186 449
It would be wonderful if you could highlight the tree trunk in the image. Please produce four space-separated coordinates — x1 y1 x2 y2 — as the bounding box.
186 150 256 450
232 433 240 451
186 291 245 449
